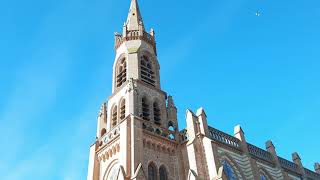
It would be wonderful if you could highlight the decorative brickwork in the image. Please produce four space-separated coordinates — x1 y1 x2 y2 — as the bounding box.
87 1 319 180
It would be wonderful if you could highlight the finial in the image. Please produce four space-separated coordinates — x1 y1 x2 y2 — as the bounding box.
150 28 155 36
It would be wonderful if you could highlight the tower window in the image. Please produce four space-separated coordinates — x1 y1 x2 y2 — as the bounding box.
140 55 155 86
120 99 126 120
159 165 168 180
142 97 150 121
259 171 269 180
153 102 161 125
117 58 127 87
148 163 157 180
168 121 175 131
111 105 118 128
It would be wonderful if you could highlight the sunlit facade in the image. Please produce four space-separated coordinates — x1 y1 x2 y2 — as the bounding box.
87 1 320 179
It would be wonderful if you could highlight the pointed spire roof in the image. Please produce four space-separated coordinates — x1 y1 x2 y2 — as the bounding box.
126 0 144 31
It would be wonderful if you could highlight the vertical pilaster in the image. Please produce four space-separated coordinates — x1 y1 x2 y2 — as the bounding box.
266 140 289 179
185 109 199 175
196 108 209 136
292 152 306 179
234 125 259 180
119 116 131 177
127 52 139 82
130 116 144 177
87 142 100 180
196 108 219 179
186 109 198 140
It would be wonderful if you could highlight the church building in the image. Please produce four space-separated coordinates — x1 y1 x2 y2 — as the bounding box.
87 0 320 179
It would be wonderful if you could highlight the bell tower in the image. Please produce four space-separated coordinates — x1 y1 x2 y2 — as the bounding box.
87 0 181 179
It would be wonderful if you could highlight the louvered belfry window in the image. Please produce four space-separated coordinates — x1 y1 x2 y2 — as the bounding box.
117 59 127 87
153 102 161 125
120 99 126 120
142 97 150 121
112 106 118 128
140 56 155 86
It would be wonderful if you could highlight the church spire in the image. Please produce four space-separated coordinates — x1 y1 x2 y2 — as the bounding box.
126 0 144 31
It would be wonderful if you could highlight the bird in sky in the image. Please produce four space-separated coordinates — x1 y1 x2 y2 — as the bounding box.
255 10 262 17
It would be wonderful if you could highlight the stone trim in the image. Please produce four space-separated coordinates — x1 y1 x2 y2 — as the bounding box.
219 153 246 180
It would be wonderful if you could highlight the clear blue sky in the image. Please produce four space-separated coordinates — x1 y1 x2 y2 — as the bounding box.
0 0 319 179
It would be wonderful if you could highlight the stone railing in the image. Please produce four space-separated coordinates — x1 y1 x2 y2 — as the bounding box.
278 157 299 172
208 127 241 150
114 30 156 49
247 143 274 164
142 120 175 141
305 168 320 179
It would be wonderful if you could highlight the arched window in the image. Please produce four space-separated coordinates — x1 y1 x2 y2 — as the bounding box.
153 102 161 125
140 55 155 86
116 58 127 87
159 165 168 180
100 128 107 137
142 97 150 121
259 170 270 180
168 121 175 131
222 160 237 180
260 174 267 180
111 105 118 128
120 99 126 120
107 162 119 180
148 163 157 180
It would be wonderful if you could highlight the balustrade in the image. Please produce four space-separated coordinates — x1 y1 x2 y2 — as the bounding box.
114 31 156 49
208 127 240 149
247 143 273 163
305 168 320 179
278 157 299 172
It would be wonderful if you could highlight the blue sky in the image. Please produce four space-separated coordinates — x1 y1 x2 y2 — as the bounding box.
0 0 319 179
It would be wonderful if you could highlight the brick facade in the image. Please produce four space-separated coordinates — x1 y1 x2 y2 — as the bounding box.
87 1 319 179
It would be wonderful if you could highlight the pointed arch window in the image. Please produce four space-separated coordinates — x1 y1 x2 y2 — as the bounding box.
168 121 175 131
140 55 155 86
260 174 267 180
111 105 118 128
148 163 157 180
159 165 168 180
142 97 150 121
117 58 127 87
120 99 126 120
107 163 120 180
153 102 161 125
222 160 237 180
100 128 107 137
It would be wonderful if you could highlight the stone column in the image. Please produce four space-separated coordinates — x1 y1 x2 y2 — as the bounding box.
315 163 320 174
234 125 259 179
196 108 209 136
292 152 306 179
196 108 219 179
266 141 289 180
185 110 201 177
87 142 100 180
